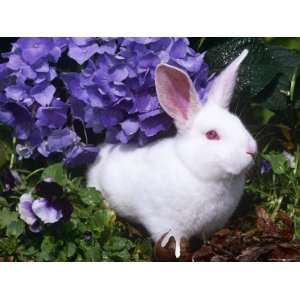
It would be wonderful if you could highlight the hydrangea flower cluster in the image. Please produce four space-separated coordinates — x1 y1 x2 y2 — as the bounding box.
0 38 210 167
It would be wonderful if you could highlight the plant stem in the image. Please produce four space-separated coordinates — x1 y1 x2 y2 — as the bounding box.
25 168 44 180
9 137 16 169
197 37 206 51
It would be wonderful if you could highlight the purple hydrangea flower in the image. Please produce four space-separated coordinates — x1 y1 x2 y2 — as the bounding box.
0 37 211 167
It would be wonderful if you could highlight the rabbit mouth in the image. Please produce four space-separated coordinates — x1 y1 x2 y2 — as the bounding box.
244 158 257 176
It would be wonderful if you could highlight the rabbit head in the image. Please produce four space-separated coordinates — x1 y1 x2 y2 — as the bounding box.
155 49 257 180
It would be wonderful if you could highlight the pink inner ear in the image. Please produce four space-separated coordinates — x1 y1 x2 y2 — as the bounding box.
157 66 192 120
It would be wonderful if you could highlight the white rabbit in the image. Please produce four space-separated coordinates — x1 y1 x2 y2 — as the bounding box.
87 49 257 258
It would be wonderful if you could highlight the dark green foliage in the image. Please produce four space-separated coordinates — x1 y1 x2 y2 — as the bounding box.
0 161 153 261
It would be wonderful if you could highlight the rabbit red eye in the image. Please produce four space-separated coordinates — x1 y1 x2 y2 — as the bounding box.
205 130 220 140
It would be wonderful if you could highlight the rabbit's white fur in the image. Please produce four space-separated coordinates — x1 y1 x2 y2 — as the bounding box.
87 49 257 258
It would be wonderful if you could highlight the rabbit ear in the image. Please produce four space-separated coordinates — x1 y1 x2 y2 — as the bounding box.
155 64 200 129
207 49 248 109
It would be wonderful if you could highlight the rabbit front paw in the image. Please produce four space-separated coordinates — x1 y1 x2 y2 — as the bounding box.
159 230 183 259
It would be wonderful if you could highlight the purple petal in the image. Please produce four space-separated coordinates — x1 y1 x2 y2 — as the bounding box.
5 85 28 101
68 43 100 65
61 73 89 101
18 193 37 225
130 94 159 113
29 222 42 233
140 113 173 137
64 144 99 168
36 99 68 128
121 118 139 135
104 126 121 143
69 97 86 121
7 54 27 70
84 107 104 134
100 109 124 128
98 40 117 55
169 39 188 59
86 86 109 108
0 102 33 140
260 160 272 174
47 128 79 153
116 130 130 143
17 38 54 65
32 198 63 224
16 144 33 159
31 83 56 106
109 65 129 82
71 37 96 46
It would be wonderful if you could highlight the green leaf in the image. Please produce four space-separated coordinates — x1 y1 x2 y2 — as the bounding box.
66 242 76 258
39 236 56 261
79 187 103 206
104 236 134 252
294 215 300 239
0 237 18 256
90 209 115 232
263 74 290 112
0 125 13 170
103 237 134 261
6 220 25 238
42 163 68 185
132 239 153 261
262 153 288 175
205 38 280 98
0 208 18 229
0 196 8 207
251 105 275 125
268 46 300 78
205 38 300 114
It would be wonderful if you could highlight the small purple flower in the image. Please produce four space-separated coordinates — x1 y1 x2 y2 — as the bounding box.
16 144 33 159
260 160 272 174
17 179 73 231
84 231 92 241
0 168 21 192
